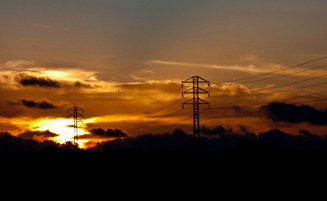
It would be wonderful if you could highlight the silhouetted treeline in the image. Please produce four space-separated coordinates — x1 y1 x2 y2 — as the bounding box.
1 141 326 166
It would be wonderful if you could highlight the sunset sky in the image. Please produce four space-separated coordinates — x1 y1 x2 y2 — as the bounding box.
1 0 327 149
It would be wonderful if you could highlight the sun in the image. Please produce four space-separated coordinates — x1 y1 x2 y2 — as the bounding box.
30 118 89 148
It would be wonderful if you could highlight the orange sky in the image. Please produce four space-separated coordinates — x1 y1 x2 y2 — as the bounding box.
1 0 327 149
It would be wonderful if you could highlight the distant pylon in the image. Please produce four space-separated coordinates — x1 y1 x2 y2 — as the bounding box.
182 76 210 152
68 106 84 149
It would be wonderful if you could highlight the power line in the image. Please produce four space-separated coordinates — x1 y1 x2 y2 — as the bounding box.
208 97 327 111
81 86 184 122
212 55 327 85
115 86 183 118
234 64 327 85
210 71 327 98
126 107 187 133
211 81 327 98
210 90 327 109
137 96 189 119
144 108 210 133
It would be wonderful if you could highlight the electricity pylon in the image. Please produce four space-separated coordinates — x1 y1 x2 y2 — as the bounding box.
68 106 84 149
182 76 210 152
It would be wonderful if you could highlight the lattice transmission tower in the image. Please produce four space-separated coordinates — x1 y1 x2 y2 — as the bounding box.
182 76 210 152
68 106 84 149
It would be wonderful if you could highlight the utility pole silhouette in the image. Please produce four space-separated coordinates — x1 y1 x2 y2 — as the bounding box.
182 76 210 152
68 106 84 150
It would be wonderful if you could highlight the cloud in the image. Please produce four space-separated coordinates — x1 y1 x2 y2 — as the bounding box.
19 76 61 88
78 128 128 140
9 99 59 109
16 75 97 90
18 130 59 139
90 128 127 138
3 60 34 68
23 100 57 109
131 74 147 80
210 84 250 95
260 102 327 125
150 60 327 79
74 81 93 88
150 60 266 73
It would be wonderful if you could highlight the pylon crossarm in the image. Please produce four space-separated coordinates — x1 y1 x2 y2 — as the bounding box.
198 98 210 104
182 87 194 93
68 114 84 118
198 87 209 93
183 89 209 94
75 107 84 112
182 76 196 83
182 98 194 105
182 81 209 83
197 76 210 83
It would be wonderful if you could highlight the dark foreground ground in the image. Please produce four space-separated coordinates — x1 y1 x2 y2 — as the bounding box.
2 140 326 172
2 142 324 199
2 140 327 195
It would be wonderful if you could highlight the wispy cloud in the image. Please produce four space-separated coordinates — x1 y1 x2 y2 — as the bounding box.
150 60 265 73
3 60 34 69
150 60 327 77
131 74 147 80
141 69 154 74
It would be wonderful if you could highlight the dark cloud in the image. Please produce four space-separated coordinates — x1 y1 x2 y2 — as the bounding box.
17 99 57 109
89 128 127 137
260 102 327 125
17 76 94 89
17 130 59 139
38 101 57 109
74 81 93 88
21 99 37 108
232 106 241 111
19 76 61 88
